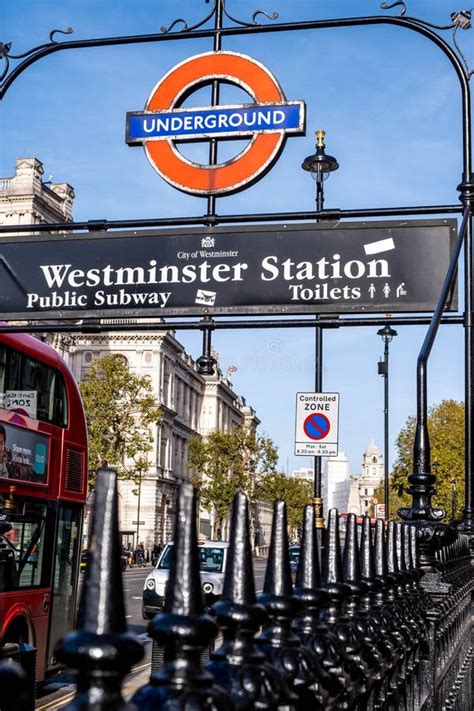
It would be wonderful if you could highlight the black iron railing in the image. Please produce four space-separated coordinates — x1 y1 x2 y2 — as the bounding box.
3 468 471 710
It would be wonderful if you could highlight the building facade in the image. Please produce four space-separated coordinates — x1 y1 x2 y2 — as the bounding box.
0 157 74 229
321 451 352 516
319 440 384 517
0 158 265 551
61 330 260 549
292 467 314 484
356 439 384 515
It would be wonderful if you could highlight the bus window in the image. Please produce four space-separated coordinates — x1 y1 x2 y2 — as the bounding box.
0 344 67 427
0 498 54 592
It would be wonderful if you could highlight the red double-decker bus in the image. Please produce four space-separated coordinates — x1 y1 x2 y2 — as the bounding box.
0 331 87 681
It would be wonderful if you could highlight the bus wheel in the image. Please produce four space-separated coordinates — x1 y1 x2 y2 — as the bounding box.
3 617 30 647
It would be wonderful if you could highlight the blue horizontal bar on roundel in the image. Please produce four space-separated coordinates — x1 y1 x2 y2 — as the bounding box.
126 102 305 144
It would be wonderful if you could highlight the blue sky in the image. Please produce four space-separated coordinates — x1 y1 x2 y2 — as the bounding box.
1 1 470 479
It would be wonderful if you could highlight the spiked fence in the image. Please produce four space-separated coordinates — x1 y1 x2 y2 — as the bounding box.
1 468 472 710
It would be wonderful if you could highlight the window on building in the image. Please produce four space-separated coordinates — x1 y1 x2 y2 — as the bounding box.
113 354 128 366
162 359 170 405
175 379 181 415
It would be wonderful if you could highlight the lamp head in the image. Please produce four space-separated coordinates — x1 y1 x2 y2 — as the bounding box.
196 354 216 375
302 130 339 181
377 324 398 343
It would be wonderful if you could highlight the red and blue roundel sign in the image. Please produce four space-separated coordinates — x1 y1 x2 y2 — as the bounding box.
126 51 305 196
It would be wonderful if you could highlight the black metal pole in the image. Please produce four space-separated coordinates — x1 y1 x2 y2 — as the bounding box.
0 203 462 234
313 318 324 530
206 0 223 220
313 162 325 530
136 471 142 549
399 213 469 521
461 211 474 531
384 340 390 521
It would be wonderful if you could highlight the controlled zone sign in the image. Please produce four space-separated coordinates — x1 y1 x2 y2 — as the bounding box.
295 392 340 456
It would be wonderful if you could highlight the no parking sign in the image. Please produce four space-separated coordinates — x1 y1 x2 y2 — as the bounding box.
295 392 340 456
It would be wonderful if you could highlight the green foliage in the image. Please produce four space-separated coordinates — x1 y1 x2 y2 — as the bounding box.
188 425 278 538
79 355 161 488
391 399 465 519
256 471 313 530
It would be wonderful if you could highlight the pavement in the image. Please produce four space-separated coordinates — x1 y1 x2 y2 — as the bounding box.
35 557 268 708
36 660 152 709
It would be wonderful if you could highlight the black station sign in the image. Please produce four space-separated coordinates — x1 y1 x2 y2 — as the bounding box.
0 220 457 320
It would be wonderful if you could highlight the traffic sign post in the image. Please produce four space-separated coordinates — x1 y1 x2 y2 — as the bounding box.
295 392 339 456
375 504 386 519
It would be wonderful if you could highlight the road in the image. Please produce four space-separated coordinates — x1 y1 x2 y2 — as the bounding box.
36 557 268 709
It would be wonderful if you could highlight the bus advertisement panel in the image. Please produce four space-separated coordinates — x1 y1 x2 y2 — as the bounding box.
0 422 49 484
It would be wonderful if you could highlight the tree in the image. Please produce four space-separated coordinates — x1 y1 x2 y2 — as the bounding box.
79 355 161 488
188 425 278 539
256 471 313 532
391 399 464 519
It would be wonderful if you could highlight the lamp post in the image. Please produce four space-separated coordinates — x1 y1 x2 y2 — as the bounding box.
377 324 398 520
135 470 142 548
302 131 339 529
451 476 457 520
196 315 217 375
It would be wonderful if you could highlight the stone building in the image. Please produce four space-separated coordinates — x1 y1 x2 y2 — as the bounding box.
321 451 352 517
0 158 269 551
319 441 384 517
292 467 314 484
356 439 384 515
61 330 261 549
0 157 74 229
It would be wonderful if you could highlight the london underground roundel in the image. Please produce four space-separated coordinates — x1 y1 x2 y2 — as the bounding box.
126 51 306 196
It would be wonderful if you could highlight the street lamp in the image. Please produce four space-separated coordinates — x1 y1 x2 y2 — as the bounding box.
302 131 339 531
377 324 398 520
196 315 216 375
302 130 339 214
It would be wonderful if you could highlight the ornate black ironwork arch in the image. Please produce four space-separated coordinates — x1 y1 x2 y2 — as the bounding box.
0 1 473 537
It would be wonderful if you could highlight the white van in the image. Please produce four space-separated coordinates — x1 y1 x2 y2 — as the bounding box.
142 540 229 619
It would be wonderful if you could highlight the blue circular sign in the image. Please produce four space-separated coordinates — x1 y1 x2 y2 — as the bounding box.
303 413 330 440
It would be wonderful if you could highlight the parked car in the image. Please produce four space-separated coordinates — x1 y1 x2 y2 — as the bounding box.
142 540 229 619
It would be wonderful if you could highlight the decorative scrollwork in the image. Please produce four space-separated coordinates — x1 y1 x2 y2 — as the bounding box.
161 0 217 34
0 26 75 83
49 27 74 43
0 43 12 82
160 0 279 34
451 10 473 78
380 3 473 80
380 1 407 16
224 4 279 28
